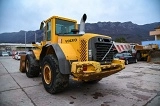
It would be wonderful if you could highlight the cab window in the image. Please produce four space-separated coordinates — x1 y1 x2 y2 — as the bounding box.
55 19 75 35
47 21 51 40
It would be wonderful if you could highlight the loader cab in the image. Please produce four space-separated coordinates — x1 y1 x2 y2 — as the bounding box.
41 16 78 44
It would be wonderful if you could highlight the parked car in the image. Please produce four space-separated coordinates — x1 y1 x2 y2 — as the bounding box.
7 51 12 56
15 51 26 60
2 52 9 56
114 53 137 65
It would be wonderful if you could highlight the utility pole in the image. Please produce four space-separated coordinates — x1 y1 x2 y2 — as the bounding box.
25 32 26 51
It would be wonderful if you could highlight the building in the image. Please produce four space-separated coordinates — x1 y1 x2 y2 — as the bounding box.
150 26 160 40
0 43 34 55
142 26 160 49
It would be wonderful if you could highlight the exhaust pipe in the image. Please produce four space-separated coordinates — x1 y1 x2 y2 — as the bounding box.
79 14 87 34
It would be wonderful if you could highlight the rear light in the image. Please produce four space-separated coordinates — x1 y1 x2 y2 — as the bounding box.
82 65 87 71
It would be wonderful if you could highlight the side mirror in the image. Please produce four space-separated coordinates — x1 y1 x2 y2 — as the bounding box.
40 21 45 30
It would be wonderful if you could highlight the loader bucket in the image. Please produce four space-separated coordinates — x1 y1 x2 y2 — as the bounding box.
147 50 160 64
19 54 26 72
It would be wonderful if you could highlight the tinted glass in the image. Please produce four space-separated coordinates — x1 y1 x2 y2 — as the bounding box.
55 19 75 34
47 21 51 40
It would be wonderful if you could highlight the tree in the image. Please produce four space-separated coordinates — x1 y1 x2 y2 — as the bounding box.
114 37 127 43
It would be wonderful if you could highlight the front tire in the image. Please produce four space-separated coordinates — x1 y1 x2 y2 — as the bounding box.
42 55 69 94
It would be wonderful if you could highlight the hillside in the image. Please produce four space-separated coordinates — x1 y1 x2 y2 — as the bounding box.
0 21 159 44
85 21 160 43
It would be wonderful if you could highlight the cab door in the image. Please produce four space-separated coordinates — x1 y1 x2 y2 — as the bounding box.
46 21 51 41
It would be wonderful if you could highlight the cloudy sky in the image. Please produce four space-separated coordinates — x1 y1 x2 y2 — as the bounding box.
0 0 160 33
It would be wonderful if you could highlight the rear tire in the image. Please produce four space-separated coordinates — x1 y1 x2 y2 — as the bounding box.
125 59 129 65
135 59 138 63
41 55 69 94
25 54 40 78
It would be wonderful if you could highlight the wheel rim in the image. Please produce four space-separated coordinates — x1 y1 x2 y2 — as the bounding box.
26 60 29 72
43 64 52 84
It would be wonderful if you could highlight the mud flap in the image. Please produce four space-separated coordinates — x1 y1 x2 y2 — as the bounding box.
51 44 71 74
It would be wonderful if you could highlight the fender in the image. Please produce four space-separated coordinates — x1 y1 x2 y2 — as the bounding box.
40 44 78 74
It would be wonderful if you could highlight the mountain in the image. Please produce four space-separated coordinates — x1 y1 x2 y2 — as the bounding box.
0 21 159 44
0 30 43 43
85 21 160 43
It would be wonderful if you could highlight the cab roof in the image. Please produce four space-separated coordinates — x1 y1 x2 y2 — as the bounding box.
45 15 77 23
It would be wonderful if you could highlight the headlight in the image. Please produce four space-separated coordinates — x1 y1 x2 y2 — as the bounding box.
88 50 92 57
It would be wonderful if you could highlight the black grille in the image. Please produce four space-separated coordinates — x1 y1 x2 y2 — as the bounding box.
80 39 87 61
95 42 114 63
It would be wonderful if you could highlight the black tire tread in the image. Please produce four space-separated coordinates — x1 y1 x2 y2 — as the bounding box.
125 59 129 65
42 55 69 94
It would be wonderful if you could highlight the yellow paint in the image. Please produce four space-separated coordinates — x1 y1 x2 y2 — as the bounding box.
32 49 41 60
26 14 125 82
51 19 58 43
71 61 101 74
45 16 77 24
58 44 78 60
82 33 111 41
71 60 125 81
58 36 82 61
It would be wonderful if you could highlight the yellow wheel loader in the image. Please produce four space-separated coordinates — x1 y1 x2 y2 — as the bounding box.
20 14 125 94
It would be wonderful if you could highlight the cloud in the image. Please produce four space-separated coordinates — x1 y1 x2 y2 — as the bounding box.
0 0 160 33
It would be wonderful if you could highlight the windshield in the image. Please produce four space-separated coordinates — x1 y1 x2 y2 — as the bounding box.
55 19 75 35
